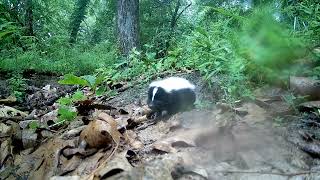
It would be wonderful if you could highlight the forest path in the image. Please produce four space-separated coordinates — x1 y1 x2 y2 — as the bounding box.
1 73 319 180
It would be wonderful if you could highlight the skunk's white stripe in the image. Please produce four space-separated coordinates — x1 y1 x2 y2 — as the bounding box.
152 87 158 101
149 77 195 93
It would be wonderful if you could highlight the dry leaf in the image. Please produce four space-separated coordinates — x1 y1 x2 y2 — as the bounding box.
93 151 133 179
0 105 28 118
0 123 12 137
0 95 17 104
0 139 13 167
79 120 114 149
125 130 143 149
80 111 122 149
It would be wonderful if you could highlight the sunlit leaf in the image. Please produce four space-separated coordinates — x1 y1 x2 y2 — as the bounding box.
71 91 86 101
58 74 89 86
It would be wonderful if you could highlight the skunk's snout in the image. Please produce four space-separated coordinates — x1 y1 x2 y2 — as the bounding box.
148 102 155 109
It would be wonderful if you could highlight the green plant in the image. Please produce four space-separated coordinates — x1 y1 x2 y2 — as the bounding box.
7 73 27 102
273 116 285 127
282 93 306 112
54 73 108 125
58 73 105 95
56 91 86 123
28 121 39 131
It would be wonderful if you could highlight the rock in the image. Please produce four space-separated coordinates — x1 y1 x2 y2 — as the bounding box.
22 129 38 149
290 76 320 100
0 123 12 136
19 120 39 129
41 130 54 139
298 101 320 112
40 110 58 125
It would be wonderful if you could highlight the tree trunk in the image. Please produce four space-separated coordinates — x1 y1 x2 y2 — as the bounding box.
69 0 90 44
25 0 33 36
117 0 139 56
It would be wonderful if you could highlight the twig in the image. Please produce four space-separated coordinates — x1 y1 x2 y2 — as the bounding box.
48 120 66 129
213 170 319 177
176 3 192 22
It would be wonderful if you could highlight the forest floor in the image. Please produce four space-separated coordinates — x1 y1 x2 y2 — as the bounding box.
0 72 320 180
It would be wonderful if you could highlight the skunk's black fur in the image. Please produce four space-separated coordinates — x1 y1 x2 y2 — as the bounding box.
147 77 196 116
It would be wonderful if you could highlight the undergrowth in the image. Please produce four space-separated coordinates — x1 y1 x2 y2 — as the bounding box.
1 3 318 104
0 40 117 75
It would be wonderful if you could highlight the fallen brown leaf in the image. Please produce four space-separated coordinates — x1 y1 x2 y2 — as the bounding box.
124 130 143 149
80 111 122 149
93 151 133 179
0 95 17 105
0 139 13 167
0 105 28 118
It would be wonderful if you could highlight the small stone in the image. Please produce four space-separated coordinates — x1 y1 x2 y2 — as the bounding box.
22 129 38 149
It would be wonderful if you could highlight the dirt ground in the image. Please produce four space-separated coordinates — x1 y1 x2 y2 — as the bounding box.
0 73 320 180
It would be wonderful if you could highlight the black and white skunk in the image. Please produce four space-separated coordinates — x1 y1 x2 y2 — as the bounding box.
147 77 196 116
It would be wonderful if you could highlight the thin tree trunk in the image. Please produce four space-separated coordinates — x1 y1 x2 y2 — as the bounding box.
117 0 139 56
25 0 33 36
69 0 90 44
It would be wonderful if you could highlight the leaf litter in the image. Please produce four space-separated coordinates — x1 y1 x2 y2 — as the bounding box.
0 75 320 179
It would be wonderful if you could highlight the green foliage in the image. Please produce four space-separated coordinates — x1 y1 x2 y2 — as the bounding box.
58 73 106 94
28 121 39 130
282 93 306 112
57 106 77 122
58 74 90 87
234 5 307 83
283 0 320 44
7 73 27 102
1 0 319 105
0 41 118 75
56 90 86 123
56 73 107 124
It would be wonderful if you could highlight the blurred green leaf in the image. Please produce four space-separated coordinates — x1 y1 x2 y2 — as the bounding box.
58 107 77 121
29 121 39 130
96 86 106 96
82 75 96 87
58 74 89 86
57 97 73 105
71 91 86 101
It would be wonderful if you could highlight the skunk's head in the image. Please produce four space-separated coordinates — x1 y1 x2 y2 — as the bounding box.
147 86 169 110
147 77 195 111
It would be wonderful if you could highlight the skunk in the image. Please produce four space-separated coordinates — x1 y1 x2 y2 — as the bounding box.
147 77 196 116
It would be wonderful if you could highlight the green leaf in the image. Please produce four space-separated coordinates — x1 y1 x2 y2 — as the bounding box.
146 52 156 60
57 97 73 105
58 107 77 121
92 74 105 90
81 75 96 87
29 121 39 130
71 91 86 101
58 74 89 86
0 30 16 39
96 86 106 96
